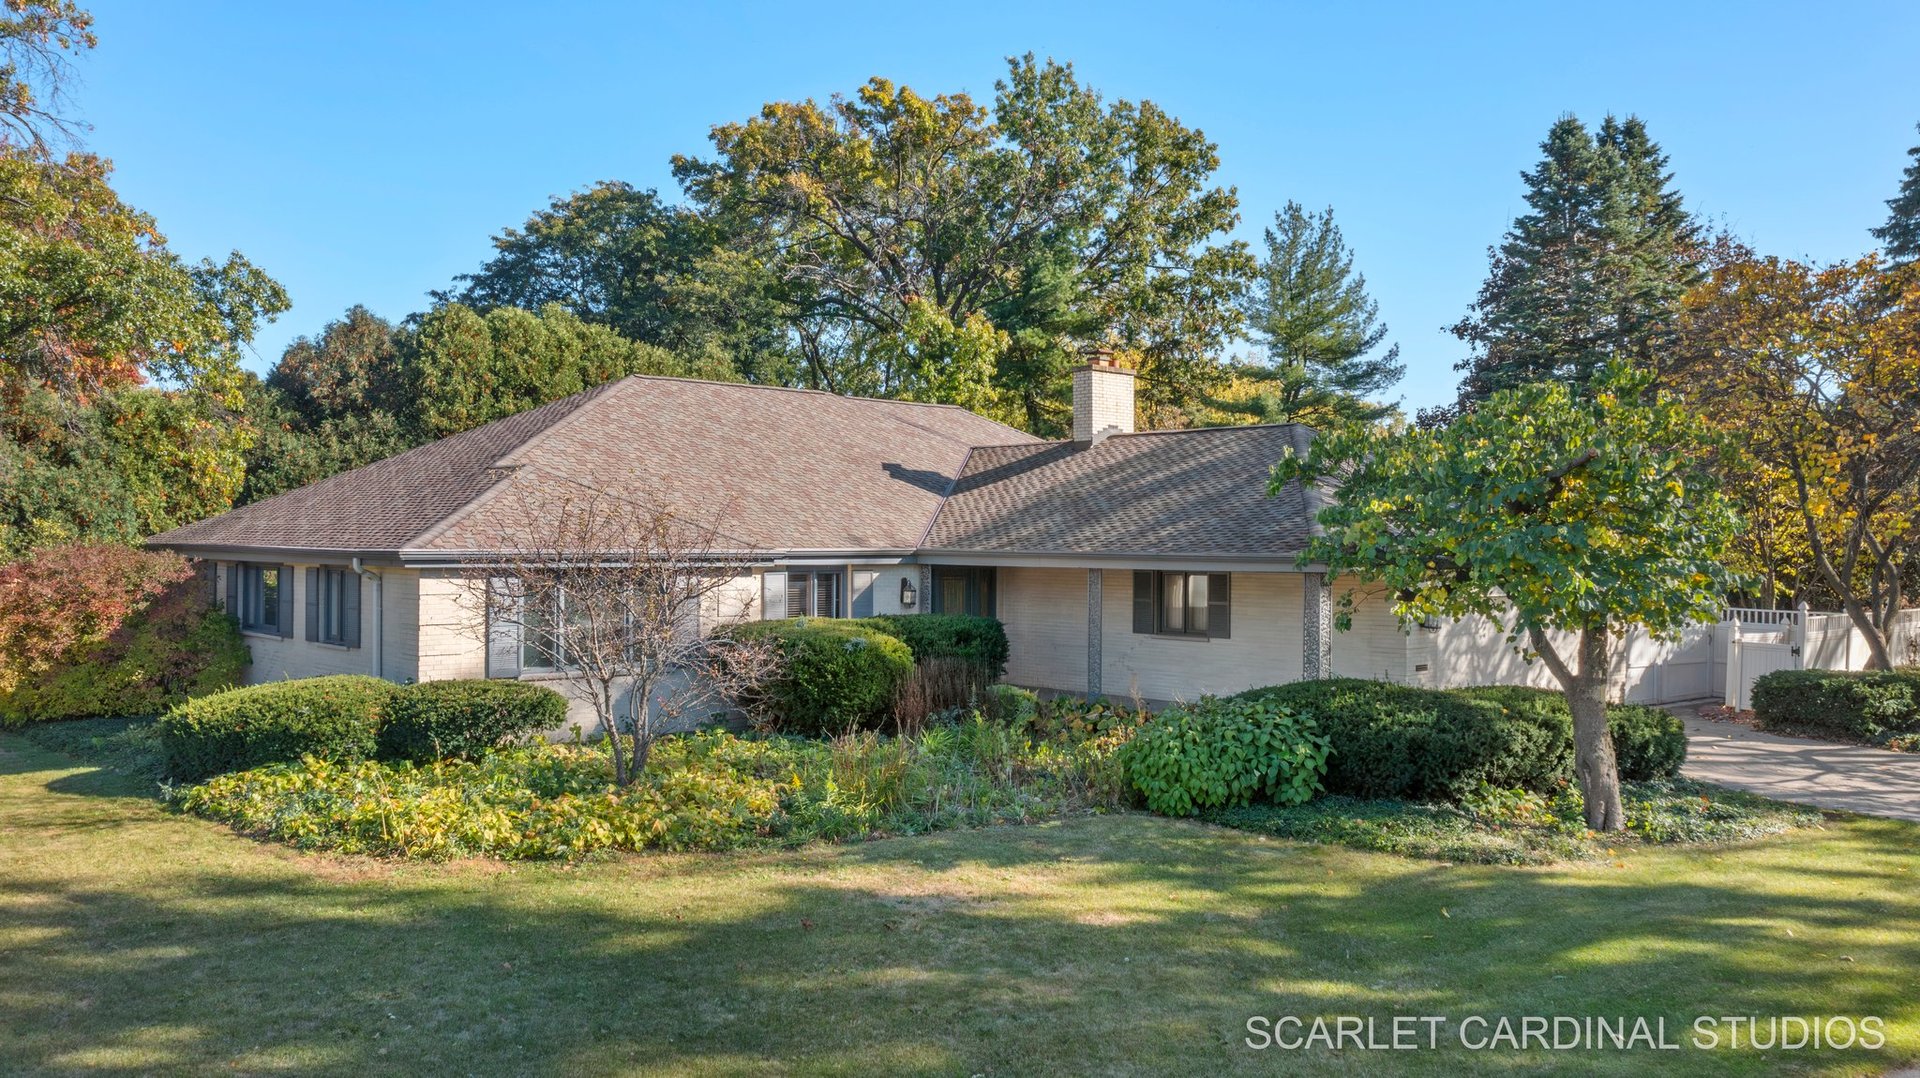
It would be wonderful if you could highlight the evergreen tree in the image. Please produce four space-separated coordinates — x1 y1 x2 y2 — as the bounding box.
1870 123 1920 265
1219 202 1403 427
1437 115 1698 422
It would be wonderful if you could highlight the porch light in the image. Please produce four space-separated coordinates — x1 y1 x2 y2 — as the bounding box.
900 577 918 608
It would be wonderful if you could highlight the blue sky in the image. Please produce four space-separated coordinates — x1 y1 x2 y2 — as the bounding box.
72 1 1920 413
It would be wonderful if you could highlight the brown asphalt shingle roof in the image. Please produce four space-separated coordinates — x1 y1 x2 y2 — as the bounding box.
148 376 1038 556
923 424 1322 558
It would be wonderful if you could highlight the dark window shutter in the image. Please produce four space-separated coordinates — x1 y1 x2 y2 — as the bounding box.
277 566 295 638
852 571 875 618
1132 571 1155 635
1207 573 1231 640
486 577 521 678
343 572 362 649
226 563 239 619
305 568 320 641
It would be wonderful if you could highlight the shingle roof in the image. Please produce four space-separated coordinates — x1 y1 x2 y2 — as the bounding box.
148 376 1037 556
923 424 1321 558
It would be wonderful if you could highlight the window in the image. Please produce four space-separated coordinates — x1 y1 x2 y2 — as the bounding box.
1132 571 1230 640
520 589 573 670
233 563 289 636
930 566 995 616
305 567 360 647
786 571 843 618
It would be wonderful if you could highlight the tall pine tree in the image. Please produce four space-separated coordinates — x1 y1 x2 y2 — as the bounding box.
1870 123 1920 265
1437 115 1698 422
1215 202 1403 427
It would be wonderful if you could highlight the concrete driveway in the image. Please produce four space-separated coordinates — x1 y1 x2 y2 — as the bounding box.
1680 714 1920 822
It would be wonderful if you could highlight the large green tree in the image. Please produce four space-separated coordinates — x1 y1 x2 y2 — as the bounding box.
1437 115 1698 423
1214 202 1402 427
1871 122 1920 265
0 149 286 553
1275 366 1739 829
673 55 1254 434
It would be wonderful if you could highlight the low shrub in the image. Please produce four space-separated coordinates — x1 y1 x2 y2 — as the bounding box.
157 675 397 782
1751 668 1920 741
1234 680 1686 801
855 614 1010 679
1120 696 1329 817
378 680 568 762
980 684 1040 726
1450 686 1687 781
727 619 915 736
0 544 248 725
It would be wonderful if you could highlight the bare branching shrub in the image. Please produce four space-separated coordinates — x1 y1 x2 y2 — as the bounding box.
457 479 780 786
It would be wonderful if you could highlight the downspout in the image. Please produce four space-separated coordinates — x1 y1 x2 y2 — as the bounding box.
351 558 384 680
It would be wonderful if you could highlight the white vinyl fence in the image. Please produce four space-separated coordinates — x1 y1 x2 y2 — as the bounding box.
1425 605 1920 708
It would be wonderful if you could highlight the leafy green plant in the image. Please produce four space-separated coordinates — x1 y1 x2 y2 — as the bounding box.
377 680 568 762
1120 696 1329 817
727 619 914 735
1751 667 1920 741
157 675 396 782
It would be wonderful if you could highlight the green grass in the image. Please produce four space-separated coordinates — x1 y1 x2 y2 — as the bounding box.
3 729 1919 1075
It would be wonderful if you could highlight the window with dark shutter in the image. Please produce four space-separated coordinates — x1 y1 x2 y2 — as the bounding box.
782 571 844 618
235 563 292 636
306 567 361 647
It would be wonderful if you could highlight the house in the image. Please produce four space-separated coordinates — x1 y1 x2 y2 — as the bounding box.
145 360 1441 724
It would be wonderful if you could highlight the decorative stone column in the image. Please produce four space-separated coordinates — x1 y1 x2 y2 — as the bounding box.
1303 572 1334 678
1087 569 1104 697
918 565 934 615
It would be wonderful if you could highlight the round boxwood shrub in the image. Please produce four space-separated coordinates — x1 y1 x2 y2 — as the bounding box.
727 619 915 736
158 675 397 782
1120 695 1330 817
378 680 568 763
1451 686 1687 781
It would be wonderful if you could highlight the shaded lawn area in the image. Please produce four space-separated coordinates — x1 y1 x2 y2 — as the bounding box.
2 736 1918 1076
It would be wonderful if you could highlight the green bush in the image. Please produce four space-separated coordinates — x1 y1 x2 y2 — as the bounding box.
157 675 397 782
378 680 568 762
728 619 915 736
1120 696 1329 817
1451 686 1687 782
1751 668 1920 741
855 614 1010 678
1604 703 1689 780
1233 680 1686 801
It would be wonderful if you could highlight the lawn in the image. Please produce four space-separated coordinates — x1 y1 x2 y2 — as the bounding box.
2 734 1918 1076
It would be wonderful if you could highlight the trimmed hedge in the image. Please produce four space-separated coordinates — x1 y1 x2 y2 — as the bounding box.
1232 680 1686 801
727 619 915 736
1751 668 1920 741
854 614 1010 679
158 675 397 782
378 680 568 762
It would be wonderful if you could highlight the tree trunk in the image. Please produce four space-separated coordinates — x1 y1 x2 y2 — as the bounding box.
1528 625 1626 831
1840 596 1896 671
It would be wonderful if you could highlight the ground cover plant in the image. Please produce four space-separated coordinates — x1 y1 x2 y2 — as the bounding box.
1207 779 1821 866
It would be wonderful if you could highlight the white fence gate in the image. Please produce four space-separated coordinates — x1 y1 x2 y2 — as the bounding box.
1724 612 1799 711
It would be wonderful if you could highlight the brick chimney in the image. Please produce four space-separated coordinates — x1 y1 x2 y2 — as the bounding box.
1072 353 1136 444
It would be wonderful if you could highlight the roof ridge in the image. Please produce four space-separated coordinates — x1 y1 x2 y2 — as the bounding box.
620 373 1021 419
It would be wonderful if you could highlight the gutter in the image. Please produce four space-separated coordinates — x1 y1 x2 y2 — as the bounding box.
351 558 384 680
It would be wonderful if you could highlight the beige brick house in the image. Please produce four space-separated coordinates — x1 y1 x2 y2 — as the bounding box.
149 359 1432 723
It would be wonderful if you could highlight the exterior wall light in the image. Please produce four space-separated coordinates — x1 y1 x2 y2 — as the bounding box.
900 577 918 609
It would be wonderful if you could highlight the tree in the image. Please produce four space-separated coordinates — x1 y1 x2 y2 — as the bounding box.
1871 123 1920 265
1274 366 1739 830
1438 115 1698 422
1215 202 1402 427
458 481 780 786
406 301 729 440
1667 246 1920 667
0 1 94 153
268 304 408 424
673 55 1254 433
0 148 286 552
